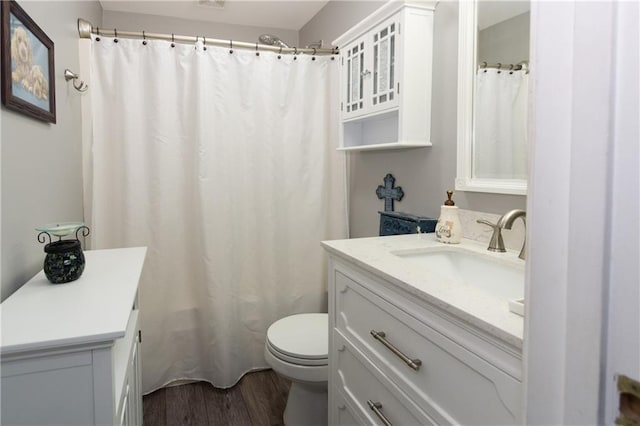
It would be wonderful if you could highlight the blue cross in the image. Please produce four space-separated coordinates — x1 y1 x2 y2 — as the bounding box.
376 174 404 212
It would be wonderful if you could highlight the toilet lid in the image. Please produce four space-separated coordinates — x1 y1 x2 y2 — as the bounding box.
267 313 328 360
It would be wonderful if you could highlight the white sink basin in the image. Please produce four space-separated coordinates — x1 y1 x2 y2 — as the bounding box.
391 247 524 300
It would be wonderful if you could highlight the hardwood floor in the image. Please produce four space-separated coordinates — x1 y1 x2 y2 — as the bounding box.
143 369 291 426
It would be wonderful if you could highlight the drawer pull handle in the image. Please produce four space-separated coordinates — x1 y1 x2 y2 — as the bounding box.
367 400 393 426
370 330 422 371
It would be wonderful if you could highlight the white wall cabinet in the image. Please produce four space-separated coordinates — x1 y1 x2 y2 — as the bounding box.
335 1 436 151
1 247 147 426
326 255 523 425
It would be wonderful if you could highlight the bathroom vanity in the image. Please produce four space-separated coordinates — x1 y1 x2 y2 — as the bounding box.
1 247 147 426
322 235 524 424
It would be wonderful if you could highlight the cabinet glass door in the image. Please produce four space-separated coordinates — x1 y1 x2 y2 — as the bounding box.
344 39 366 118
371 18 399 112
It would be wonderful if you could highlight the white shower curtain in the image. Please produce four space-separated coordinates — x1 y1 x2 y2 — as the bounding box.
473 69 528 179
87 36 347 392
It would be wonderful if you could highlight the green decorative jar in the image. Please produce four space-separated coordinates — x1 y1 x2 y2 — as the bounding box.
36 223 90 284
43 239 85 284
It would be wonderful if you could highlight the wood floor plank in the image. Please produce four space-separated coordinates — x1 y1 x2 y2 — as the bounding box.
239 370 287 426
200 382 252 426
144 371 288 426
269 370 291 406
165 382 208 426
143 387 167 426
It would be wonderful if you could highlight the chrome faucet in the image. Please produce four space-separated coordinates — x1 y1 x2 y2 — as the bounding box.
476 218 506 253
477 209 526 260
498 209 526 260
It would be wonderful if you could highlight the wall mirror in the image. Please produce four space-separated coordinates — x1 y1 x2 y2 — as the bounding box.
456 0 530 195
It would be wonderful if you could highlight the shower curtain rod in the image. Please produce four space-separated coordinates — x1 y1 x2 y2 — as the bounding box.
478 61 529 72
77 18 339 56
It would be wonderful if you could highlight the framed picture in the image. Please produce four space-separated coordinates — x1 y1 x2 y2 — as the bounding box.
1 0 55 123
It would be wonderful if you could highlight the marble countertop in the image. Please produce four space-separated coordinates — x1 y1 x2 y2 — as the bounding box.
321 234 525 349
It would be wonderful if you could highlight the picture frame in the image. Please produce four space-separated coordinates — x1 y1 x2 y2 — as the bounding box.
1 0 55 123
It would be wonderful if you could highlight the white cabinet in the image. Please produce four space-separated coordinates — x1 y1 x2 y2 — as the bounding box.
335 1 436 151
342 16 400 121
326 256 523 425
1 247 147 426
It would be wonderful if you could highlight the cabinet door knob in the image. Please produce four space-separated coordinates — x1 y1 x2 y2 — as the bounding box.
367 400 393 426
370 330 422 371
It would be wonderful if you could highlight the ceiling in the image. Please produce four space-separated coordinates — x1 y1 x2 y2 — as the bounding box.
99 0 330 31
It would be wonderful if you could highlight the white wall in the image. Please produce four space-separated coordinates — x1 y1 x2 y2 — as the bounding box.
102 10 299 48
478 12 529 65
525 1 639 423
604 1 639 421
1 1 102 300
300 0 526 238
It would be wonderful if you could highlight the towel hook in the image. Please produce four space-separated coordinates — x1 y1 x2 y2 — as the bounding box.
64 69 88 92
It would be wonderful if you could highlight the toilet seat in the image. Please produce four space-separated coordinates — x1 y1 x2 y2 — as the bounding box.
266 313 328 366
266 340 327 366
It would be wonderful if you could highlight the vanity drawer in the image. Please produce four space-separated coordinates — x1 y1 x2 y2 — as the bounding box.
331 387 366 426
333 331 436 426
334 270 521 425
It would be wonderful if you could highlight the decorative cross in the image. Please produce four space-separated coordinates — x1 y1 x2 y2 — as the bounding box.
376 173 404 212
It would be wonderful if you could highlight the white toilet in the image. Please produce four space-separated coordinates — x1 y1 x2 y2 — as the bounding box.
264 313 328 426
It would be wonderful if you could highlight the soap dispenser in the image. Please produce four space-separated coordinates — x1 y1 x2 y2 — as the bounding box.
436 190 462 244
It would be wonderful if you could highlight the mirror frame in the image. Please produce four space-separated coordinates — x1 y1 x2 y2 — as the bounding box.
455 0 527 196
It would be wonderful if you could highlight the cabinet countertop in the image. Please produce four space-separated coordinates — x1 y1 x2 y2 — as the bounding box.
321 234 524 350
1 247 147 356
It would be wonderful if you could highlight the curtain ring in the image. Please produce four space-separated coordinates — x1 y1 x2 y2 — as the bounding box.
171 33 175 48
293 47 298 60
312 48 317 61
497 62 502 73
256 42 260 56
195 35 199 50
229 40 233 54
278 46 282 59
203 36 207 51
142 30 147 45
96 27 101 42
113 28 118 43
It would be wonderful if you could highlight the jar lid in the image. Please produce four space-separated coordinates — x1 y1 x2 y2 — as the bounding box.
444 190 455 206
